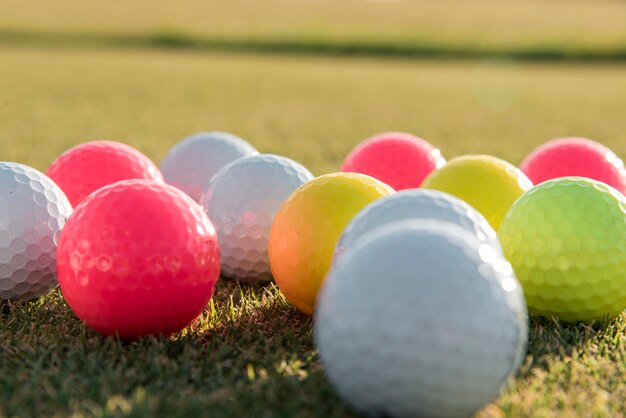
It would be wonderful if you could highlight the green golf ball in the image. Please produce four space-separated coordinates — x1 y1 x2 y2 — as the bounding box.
499 177 626 322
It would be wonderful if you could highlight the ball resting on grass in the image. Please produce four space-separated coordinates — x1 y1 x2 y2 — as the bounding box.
0 162 72 300
316 220 528 418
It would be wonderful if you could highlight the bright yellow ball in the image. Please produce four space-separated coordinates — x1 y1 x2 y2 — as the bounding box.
422 155 532 230
269 173 395 315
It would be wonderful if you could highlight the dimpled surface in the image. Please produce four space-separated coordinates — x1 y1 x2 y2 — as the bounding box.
200 154 313 283
46 140 163 207
341 132 445 190
316 221 528 418
161 131 259 202
334 189 501 264
57 180 220 339
269 173 394 315
0 163 72 300
422 155 532 230
520 137 626 194
499 177 626 322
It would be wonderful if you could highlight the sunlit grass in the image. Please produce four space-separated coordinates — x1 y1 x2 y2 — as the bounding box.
0 0 626 60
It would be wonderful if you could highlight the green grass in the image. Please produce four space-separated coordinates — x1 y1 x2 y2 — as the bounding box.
1 0 626 61
2 28 626 62
1 47 626 417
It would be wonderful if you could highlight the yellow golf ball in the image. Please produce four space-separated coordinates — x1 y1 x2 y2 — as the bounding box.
422 155 532 229
269 173 395 315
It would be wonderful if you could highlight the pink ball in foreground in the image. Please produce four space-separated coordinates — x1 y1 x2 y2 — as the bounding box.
341 132 445 190
46 140 164 207
57 180 220 339
521 137 626 193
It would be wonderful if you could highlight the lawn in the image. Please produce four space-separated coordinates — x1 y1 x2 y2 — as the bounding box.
1 46 625 417
1 0 626 60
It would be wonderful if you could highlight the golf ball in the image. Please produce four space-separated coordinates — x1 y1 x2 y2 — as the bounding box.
269 173 394 315
316 220 527 418
57 180 220 339
161 131 259 201
520 137 626 194
47 140 163 207
499 177 626 322
0 162 72 300
334 189 500 265
201 154 313 283
341 132 445 190
422 154 532 229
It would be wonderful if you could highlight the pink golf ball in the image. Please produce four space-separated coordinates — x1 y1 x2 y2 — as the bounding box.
521 137 626 194
341 132 445 190
47 141 164 207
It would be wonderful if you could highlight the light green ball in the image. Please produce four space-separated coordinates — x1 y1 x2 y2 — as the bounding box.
499 177 626 322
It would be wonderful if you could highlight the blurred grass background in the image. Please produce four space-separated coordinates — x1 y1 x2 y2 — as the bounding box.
1 48 625 174
1 0 626 60
1 1 626 417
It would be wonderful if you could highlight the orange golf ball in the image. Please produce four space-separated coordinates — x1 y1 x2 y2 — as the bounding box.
269 173 395 315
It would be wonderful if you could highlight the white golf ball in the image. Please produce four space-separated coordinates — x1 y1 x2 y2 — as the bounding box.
316 220 528 418
334 189 501 265
160 131 258 201
201 154 313 282
0 162 72 300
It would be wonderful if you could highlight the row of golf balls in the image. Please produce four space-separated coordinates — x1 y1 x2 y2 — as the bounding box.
3 131 626 320
2 131 626 417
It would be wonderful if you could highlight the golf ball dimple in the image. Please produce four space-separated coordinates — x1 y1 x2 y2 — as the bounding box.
269 173 395 315
201 154 313 283
57 179 220 339
422 154 532 230
341 132 445 190
520 137 626 194
0 162 72 300
161 131 259 202
334 189 500 265
316 220 527 418
46 140 163 207
499 177 626 322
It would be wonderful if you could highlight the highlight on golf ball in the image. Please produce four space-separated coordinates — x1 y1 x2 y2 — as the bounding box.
269 172 395 315
422 154 533 229
341 131 445 190
333 188 500 265
201 154 313 283
161 131 258 202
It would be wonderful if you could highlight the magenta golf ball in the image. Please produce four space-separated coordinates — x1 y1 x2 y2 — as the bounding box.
521 137 626 193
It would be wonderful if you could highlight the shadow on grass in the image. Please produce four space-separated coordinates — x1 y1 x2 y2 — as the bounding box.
0 280 356 417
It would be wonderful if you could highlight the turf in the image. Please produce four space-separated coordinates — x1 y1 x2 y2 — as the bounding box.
1 47 626 417
1 0 626 61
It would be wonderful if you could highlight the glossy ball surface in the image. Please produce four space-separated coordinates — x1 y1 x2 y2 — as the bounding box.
46 140 163 207
0 163 72 300
341 132 445 190
422 155 532 229
334 189 500 264
269 173 394 315
161 131 258 201
201 154 313 282
57 180 220 339
316 221 527 418
499 177 626 322
520 137 626 194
